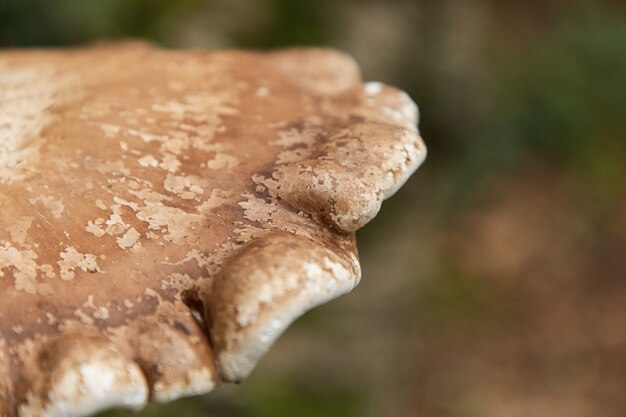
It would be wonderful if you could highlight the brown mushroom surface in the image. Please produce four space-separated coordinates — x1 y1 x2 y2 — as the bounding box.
0 42 426 417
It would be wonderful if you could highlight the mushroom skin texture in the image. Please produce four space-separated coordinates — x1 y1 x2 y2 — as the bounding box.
0 42 426 417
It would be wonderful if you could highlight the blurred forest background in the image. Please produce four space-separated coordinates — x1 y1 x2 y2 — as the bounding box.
1 0 625 416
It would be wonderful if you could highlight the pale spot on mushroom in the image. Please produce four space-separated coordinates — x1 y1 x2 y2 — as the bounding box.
116 227 141 250
127 127 169 145
138 155 159 168
95 199 107 210
364 81 383 96
40 264 56 279
0 242 39 293
135 203 202 244
83 295 96 309
159 153 181 173
197 189 232 213
256 87 270 97
98 123 121 138
84 296 111 320
163 249 215 269
129 187 171 204
29 195 65 219
276 148 308 165
57 246 99 281
161 272 193 291
7 216 33 245
105 205 130 235
85 220 106 237
163 173 204 199
207 154 239 171
45 312 57 325
238 193 277 223
144 287 161 301
271 128 316 148
94 306 110 320
73 308 95 325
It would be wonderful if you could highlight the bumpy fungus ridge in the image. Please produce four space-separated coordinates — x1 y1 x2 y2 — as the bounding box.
0 43 426 417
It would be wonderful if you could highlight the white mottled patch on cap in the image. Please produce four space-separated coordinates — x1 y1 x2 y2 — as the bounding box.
57 247 100 281
29 195 65 219
207 153 239 171
7 216 34 245
116 228 141 250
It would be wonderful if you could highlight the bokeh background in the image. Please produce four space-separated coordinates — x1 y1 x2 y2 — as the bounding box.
2 0 625 416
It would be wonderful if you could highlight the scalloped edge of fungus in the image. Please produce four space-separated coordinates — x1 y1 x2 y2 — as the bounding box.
0 42 426 417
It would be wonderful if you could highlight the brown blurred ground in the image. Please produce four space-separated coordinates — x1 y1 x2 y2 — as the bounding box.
1 0 625 416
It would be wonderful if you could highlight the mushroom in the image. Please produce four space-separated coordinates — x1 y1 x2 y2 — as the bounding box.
0 42 426 417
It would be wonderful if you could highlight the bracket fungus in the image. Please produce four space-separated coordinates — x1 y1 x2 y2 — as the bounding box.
0 42 426 417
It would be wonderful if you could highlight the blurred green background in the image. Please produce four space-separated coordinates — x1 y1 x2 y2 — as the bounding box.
2 0 625 416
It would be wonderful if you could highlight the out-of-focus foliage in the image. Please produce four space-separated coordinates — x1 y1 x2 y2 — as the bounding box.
1 1 625 416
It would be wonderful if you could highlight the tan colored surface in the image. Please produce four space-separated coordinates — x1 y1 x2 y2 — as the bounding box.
0 42 425 417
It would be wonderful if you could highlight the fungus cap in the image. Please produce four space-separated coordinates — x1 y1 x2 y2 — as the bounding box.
0 42 426 417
